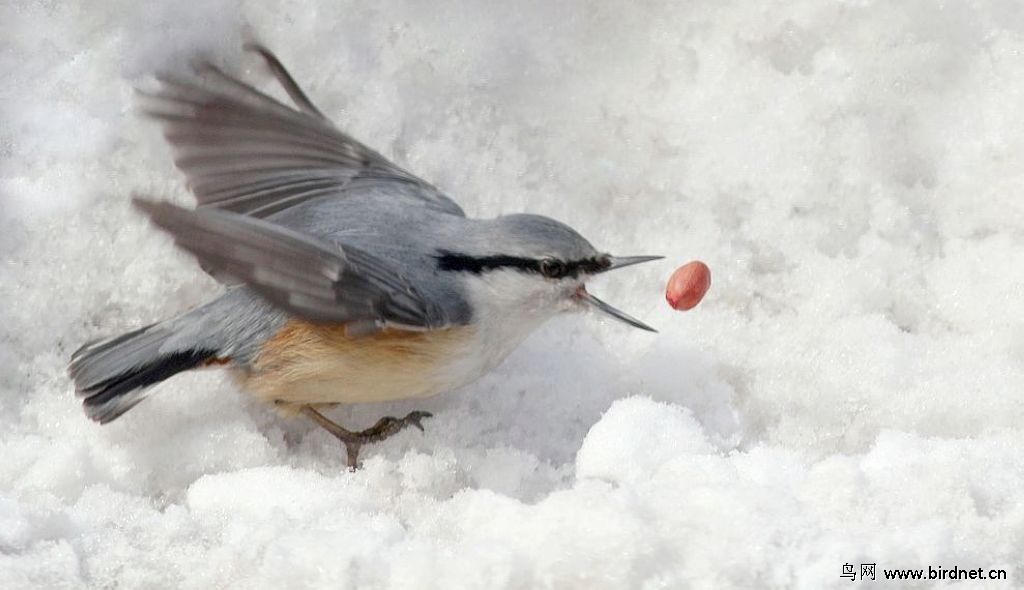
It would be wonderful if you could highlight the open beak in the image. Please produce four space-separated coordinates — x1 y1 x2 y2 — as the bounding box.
577 255 663 332
600 255 664 273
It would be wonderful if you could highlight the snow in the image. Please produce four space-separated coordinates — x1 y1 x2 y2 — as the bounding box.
3 0 1024 587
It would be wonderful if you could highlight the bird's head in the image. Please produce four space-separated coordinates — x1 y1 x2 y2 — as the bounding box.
438 214 661 331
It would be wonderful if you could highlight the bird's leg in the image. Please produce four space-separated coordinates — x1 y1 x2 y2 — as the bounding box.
301 406 432 469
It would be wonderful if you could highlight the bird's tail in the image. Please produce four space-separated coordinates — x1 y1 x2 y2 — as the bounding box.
69 317 220 424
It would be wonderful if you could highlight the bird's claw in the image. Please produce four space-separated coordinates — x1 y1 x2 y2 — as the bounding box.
403 410 432 432
364 410 432 440
302 406 433 469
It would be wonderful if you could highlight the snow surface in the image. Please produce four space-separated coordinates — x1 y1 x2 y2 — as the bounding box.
3 0 1024 588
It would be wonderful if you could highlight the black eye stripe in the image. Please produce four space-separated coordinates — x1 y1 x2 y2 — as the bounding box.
436 251 610 278
573 257 613 275
436 252 539 274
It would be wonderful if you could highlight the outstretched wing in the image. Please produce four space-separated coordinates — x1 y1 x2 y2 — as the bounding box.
133 197 453 333
140 45 465 219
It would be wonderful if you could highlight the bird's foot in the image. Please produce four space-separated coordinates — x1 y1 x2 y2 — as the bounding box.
358 410 433 441
301 406 432 470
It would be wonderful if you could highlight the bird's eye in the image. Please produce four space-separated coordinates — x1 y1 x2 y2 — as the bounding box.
539 258 566 279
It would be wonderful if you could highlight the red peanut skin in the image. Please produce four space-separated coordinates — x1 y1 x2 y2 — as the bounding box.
666 261 711 311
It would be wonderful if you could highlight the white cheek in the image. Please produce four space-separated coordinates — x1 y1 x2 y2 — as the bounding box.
470 271 562 317
454 272 562 366
432 271 581 390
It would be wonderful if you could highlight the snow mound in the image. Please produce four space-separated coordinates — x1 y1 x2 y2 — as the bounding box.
3 0 1023 587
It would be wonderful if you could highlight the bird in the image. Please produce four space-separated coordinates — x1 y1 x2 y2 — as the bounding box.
68 44 661 468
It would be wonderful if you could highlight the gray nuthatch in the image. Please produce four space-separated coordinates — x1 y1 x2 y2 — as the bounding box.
69 45 661 468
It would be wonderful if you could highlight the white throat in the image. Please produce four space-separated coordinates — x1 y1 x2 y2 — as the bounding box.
434 270 566 390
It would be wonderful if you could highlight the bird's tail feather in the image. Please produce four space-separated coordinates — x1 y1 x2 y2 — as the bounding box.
69 321 218 423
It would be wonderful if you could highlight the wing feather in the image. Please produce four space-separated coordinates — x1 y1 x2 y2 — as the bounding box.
140 47 464 219
133 197 451 331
